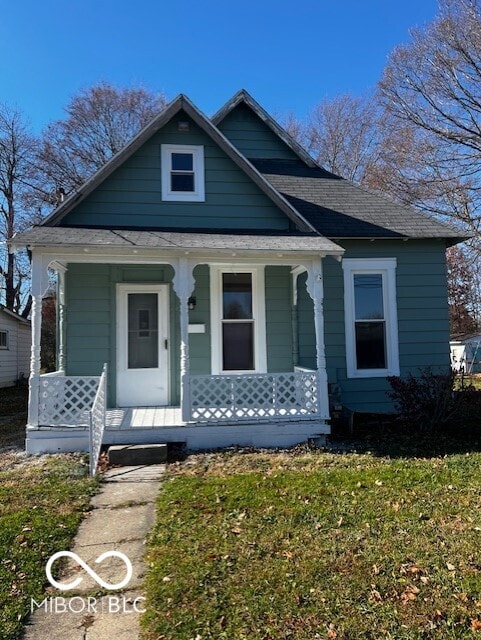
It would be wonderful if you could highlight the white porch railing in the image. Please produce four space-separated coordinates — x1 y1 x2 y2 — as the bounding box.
89 364 108 476
39 373 101 426
186 370 320 423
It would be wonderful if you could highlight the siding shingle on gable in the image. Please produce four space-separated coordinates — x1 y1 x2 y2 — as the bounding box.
60 112 292 232
216 102 299 161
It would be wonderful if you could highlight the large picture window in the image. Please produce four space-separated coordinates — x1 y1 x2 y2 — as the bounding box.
342 258 399 378
211 266 266 374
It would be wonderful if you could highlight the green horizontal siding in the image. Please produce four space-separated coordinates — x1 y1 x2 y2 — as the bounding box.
299 239 451 413
265 267 294 372
65 263 179 406
188 265 211 376
64 263 295 405
61 111 290 231
64 240 450 415
217 103 299 160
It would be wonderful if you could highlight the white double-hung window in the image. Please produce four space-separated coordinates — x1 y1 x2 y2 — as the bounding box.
210 266 266 374
161 144 205 202
342 258 399 378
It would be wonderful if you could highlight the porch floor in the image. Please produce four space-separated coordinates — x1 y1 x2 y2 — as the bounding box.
28 405 330 454
106 406 184 430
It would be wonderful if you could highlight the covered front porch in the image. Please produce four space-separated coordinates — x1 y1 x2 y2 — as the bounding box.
16 228 343 459
27 366 329 455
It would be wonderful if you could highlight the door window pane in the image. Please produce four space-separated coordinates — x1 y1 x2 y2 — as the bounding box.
222 273 252 319
128 293 158 369
222 323 254 370
355 321 386 369
354 274 384 320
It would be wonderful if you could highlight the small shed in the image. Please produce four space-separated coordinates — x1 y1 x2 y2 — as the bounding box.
450 332 481 373
0 306 31 388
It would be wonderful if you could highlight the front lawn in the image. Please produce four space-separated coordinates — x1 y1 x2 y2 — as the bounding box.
144 446 481 639
0 385 28 417
0 453 99 640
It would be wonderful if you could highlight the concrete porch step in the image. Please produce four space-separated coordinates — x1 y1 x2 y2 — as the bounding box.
108 443 168 466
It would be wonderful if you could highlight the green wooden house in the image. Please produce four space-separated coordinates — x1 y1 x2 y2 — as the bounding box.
11 90 463 456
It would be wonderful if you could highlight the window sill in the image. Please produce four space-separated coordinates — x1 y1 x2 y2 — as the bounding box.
162 192 205 202
347 367 400 379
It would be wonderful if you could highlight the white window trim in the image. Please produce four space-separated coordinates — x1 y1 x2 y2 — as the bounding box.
342 258 399 379
161 144 205 202
0 330 8 349
210 265 267 375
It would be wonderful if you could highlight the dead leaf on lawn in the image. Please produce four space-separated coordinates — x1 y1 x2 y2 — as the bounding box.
400 586 419 605
471 619 481 631
327 624 337 639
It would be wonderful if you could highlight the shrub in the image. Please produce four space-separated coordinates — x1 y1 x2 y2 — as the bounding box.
387 368 481 434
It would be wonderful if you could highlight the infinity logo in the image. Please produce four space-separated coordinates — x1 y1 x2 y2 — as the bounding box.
46 551 133 591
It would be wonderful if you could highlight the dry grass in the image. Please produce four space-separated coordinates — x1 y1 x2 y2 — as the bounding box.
0 385 28 417
143 446 481 639
0 454 99 640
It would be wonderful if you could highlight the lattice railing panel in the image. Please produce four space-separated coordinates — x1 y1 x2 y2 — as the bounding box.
188 371 320 423
89 364 107 476
39 375 101 427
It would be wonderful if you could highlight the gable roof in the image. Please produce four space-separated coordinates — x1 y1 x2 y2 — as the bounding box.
212 89 316 168
31 90 468 245
0 305 30 325
251 159 466 243
42 95 316 234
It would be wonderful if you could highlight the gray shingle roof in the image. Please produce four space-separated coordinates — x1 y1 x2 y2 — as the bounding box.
11 226 343 254
252 159 466 241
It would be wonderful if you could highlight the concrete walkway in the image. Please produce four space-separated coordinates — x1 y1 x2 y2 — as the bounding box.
23 464 165 640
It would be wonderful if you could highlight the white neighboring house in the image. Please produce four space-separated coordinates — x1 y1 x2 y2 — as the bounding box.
450 332 481 373
0 306 31 388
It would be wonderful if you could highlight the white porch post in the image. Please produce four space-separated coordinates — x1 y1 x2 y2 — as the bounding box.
54 263 67 373
28 253 50 427
306 257 330 421
172 258 195 421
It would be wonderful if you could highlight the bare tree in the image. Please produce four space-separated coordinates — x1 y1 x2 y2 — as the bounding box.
0 104 41 314
303 94 382 183
447 244 481 334
39 82 168 198
379 0 481 237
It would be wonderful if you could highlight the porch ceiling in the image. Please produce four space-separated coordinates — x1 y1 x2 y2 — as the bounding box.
10 226 344 257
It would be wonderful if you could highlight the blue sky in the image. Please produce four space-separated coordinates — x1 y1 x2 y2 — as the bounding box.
1 0 438 133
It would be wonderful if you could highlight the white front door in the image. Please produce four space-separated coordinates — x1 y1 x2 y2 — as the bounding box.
117 284 169 407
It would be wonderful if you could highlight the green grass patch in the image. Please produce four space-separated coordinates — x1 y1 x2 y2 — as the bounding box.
0 454 99 640
457 374 481 391
144 448 481 639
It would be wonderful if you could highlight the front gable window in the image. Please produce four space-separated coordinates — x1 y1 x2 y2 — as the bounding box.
161 145 205 202
342 258 399 378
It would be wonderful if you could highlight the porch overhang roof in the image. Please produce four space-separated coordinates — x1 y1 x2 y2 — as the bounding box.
10 226 344 258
